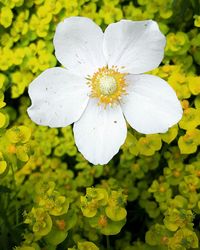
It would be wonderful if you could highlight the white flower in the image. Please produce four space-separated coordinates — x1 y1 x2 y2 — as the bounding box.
27 17 183 165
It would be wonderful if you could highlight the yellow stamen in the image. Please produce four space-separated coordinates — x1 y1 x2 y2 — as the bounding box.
88 66 127 107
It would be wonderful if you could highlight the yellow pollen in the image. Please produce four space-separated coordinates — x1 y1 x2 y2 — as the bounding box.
88 66 127 107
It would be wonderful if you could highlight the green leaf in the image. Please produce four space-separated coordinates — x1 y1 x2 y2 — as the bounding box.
0 185 11 193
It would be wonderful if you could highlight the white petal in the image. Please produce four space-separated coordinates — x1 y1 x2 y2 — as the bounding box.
103 20 166 74
73 99 127 165
27 67 89 128
121 74 183 134
53 17 106 77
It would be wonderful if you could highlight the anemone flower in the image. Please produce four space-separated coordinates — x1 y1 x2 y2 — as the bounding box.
27 17 182 165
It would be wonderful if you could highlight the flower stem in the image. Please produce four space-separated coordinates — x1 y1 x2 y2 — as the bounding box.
106 235 110 250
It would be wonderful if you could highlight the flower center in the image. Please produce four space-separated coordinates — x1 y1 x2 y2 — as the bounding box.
88 66 127 107
99 75 117 95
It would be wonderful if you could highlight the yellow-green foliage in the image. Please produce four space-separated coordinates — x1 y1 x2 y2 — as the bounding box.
0 0 200 250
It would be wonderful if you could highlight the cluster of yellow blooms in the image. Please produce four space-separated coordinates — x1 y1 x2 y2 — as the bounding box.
0 0 200 250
